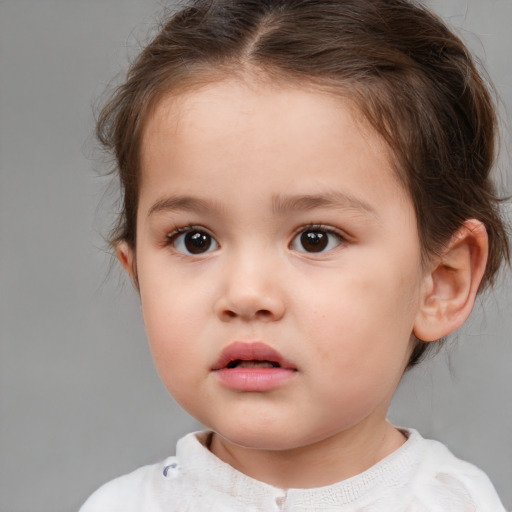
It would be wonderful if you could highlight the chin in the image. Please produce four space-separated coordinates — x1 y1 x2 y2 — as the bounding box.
212 421 313 452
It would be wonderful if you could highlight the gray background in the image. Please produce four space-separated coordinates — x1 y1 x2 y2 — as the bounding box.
0 1 510 511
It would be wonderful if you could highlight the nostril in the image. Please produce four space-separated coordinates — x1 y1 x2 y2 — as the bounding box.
215 294 285 322
223 309 271 319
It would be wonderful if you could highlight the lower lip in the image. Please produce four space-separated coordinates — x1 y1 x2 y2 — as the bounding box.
214 368 296 392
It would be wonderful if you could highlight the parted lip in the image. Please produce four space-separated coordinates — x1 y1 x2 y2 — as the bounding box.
212 341 297 371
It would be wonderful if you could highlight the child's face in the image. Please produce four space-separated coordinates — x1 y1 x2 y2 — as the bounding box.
126 80 429 454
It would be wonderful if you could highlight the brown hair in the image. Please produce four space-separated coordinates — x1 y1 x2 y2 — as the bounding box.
97 0 510 367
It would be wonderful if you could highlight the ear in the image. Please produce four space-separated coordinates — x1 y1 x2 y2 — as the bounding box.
116 241 139 289
413 219 488 342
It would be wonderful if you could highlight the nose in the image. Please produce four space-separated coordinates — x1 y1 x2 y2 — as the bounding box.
214 253 286 322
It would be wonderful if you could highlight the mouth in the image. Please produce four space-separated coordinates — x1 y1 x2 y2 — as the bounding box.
226 359 281 369
212 342 297 392
212 341 296 371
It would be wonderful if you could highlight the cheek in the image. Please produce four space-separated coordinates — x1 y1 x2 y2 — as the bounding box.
138 275 202 374
301 268 420 372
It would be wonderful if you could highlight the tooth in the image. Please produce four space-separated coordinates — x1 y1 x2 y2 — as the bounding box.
235 360 278 369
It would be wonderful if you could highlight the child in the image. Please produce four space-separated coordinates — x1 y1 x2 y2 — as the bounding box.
80 0 509 510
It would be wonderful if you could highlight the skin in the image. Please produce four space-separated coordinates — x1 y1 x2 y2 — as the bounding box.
118 79 488 489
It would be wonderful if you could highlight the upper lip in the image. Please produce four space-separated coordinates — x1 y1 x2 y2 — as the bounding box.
212 341 297 370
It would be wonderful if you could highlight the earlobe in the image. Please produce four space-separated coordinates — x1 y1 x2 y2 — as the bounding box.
413 219 488 342
116 241 139 288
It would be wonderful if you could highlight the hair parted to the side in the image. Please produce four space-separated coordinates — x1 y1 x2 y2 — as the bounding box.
97 0 510 368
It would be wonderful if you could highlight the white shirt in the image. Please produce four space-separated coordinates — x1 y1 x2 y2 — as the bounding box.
80 429 506 512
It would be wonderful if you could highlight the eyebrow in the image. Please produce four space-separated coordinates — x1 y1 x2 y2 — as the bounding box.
147 191 378 219
271 191 378 218
147 196 224 217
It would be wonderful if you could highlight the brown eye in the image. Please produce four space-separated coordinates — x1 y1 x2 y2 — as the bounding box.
171 229 219 255
184 231 212 254
300 230 328 252
291 228 343 253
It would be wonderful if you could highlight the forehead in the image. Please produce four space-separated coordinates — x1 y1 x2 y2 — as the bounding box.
139 79 409 212
142 79 392 164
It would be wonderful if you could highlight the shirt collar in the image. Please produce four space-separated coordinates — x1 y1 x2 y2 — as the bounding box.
174 428 424 510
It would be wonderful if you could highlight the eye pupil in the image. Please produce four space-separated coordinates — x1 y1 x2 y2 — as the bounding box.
300 230 328 252
184 231 211 254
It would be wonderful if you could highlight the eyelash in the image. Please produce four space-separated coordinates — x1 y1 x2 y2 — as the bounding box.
290 224 346 254
166 224 205 240
165 223 347 256
165 225 219 255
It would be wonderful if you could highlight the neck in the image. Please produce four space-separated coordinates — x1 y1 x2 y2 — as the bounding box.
209 420 406 489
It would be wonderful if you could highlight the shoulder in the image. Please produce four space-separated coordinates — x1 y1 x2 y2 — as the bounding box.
406 430 506 511
79 456 178 512
78 431 217 512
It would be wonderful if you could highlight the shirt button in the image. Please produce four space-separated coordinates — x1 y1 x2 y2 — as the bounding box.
163 462 180 478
